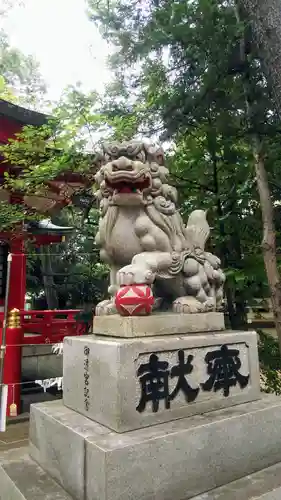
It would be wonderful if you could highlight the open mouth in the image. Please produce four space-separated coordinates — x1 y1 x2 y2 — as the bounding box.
106 176 150 194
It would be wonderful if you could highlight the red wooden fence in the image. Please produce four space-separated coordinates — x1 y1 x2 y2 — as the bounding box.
0 309 90 417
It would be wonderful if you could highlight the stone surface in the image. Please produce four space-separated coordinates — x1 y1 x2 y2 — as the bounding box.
29 400 111 500
27 396 281 500
22 343 62 380
0 448 73 500
3 449 281 500
93 312 225 337
0 420 29 452
63 330 260 432
259 491 281 500
190 461 281 499
22 349 62 380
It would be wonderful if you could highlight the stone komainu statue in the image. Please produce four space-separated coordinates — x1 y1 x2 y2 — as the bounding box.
94 141 225 315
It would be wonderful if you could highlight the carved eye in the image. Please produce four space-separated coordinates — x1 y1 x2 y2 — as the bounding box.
135 152 145 162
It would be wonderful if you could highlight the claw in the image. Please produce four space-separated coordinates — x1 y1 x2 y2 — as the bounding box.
117 264 155 286
95 299 117 316
172 296 205 314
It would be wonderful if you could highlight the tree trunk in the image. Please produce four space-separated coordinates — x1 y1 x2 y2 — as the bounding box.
207 127 247 328
236 1 281 350
252 139 281 350
239 0 281 119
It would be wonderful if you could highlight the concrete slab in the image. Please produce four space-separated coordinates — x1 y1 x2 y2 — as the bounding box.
2 447 281 500
258 490 281 500
190 461 281 499
63 330 260 432
93 312 225 338
0 448 73 500
29 400 114 500
0 421 29 452
29 395 281 500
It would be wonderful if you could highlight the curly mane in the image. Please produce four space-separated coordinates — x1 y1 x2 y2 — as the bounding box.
94 141 190 252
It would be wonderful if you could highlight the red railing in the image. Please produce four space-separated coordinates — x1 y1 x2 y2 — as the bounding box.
0 308 90 418
20 309 88 344
0 309 89 345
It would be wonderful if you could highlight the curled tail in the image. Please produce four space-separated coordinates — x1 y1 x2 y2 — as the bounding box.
185 210 210 252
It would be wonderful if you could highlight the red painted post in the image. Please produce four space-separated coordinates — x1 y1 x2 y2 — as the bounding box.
3 309 22 417
2 237 26 417
8 238 26 311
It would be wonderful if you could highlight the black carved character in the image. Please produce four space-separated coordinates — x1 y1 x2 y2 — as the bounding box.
136 353 170 413
169 350 199 403
201 344 249 397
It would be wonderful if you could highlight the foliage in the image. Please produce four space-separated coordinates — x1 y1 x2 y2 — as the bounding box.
0 85 121 198
0 29 47 108
0 13 49 228
87 0 281 328
0 201 42 232
0 75 17 102
258 330 281 395
26 207 109 309
0 85 117 308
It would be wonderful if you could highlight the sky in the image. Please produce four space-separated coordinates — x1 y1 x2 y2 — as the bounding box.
1 0 111 105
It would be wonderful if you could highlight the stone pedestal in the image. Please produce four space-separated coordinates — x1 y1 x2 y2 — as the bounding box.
92 311 225 337
2 313 281 500
63 329 260 432
2 396 281 500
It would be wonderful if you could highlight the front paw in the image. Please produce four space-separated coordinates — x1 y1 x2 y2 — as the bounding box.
95 299 117 316
173 296 204 314
117 264 155 286
202 298 216 312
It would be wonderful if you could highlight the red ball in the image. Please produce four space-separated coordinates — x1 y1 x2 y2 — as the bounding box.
115 284 154 316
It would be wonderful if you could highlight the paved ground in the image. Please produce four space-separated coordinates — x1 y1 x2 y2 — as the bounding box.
0 421 29 452
0 393 59 454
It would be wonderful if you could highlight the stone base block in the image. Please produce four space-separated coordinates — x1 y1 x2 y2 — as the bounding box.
2 450 281 500
93 312 225 338
2 456 281 500
28 400 110 500
29 396 281 500
63 330 260 432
